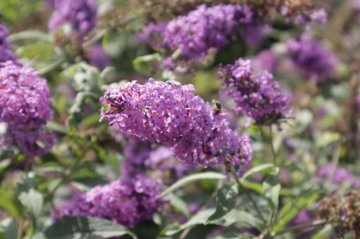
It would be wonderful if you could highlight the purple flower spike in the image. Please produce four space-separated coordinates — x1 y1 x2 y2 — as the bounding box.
0 61 54 157
0 24 18 65
138 23 167 50
88 44 110 70
122 138 193 180
287 38 338 80
140 4 255 64
53 176 164 228
252 50 277 72
100 79 252 176
317 164 360 189
164 4 254 61
49 0 97 35
219 58 291 125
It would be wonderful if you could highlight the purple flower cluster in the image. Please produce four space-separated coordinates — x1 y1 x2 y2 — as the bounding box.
287 38 338 80
241 25 270 48
122 138 193 180
294 9 328 25
252 50 277 72
100 79 252 175
49 0 97 35
0 24 18 64
288 210 315 238
0 61 54 157
88 44 110 70
121 139 153 178
138 23 167 50
317 164 360 188
140 4 255 63
219 58 291 125
53 176 164 227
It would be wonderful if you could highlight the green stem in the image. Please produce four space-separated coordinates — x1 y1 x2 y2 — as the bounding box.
268 126 277 166
45 147 84 203
234 176 267 226
16 219 24 239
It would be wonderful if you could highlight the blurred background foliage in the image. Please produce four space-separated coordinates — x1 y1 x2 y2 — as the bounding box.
0 0 360 239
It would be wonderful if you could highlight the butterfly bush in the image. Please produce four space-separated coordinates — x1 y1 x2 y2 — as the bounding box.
49 0 97 34
53 176 164 227
88 44 110 70
0 24 18 65
0 61 55 157
219 58 291 125
287 38 338 80
252 50 277 72
140 4 255 63
100 79 252 176
317 164 360 188
138 23 167 50
122 138 193 180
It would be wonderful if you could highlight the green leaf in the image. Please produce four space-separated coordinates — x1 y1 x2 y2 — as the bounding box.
18 188 43 218
166 194 190 218
17 43 55 61
214 209 262 228
159 172 225 197
240 180 264 195
66 63 101 92
262 175 281 212
9 30 52 42
0 218 18 239
46 121 68 135
273 191 319 233
241 164 275 180
34 217 137 239
311 224 333 239
133 54 162 75
207 183 238 223
165 209 262 236
214 234 252 239
0 189 21 219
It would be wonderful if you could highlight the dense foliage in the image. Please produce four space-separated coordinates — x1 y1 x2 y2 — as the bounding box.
0 0 360 238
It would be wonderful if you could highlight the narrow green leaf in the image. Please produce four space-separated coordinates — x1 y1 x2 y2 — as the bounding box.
273 191 319 233
215 234 252 239
240 180 264 195
0 189 21 219
133 54 161 75
207 183 238 223
34 217 137 239
46 121 68 134
165 209 262 236
9 30 52 42
241 164 275 180
311 224 333 239
262 175 281 212
166 193 190 217
159 172 225 197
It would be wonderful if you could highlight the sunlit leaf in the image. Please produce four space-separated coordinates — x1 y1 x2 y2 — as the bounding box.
34 217 137 239
207 183 238 223
159 172 225 197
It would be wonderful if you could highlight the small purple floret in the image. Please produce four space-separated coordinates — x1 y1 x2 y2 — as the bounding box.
53 176 164 227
